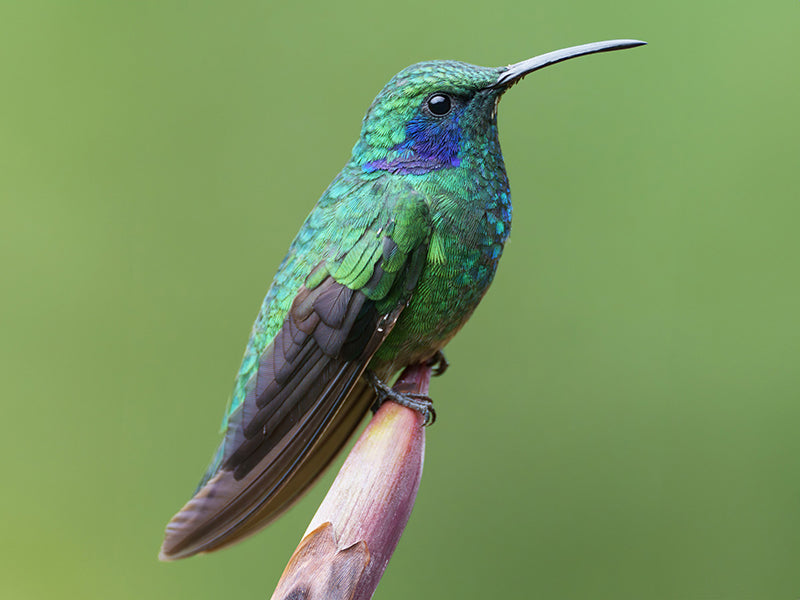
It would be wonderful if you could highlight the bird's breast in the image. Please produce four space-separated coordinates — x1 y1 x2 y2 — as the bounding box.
373 180 512 370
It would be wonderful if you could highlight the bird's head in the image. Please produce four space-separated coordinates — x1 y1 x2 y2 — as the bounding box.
351 40 645 176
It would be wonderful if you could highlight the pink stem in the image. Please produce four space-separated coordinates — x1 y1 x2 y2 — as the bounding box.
270 363 432 600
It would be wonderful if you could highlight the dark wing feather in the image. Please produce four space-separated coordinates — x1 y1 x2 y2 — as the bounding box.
160 195 431 560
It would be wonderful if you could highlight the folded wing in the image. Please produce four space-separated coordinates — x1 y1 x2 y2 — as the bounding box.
160 188 431 559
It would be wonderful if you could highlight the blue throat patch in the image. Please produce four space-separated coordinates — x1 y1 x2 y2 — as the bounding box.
364 113 461 175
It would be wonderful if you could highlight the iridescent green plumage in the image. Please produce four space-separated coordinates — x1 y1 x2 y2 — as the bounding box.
161 40 645 560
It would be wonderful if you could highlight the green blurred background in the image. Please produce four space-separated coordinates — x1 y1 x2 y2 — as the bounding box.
2 1 798 598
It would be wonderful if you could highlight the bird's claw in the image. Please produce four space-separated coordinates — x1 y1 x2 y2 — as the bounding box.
426 350 449 377
366 371 437 426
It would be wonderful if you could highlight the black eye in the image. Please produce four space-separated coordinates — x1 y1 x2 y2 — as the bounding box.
426 93 452 116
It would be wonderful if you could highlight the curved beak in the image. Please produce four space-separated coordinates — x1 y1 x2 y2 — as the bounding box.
494 39 646 89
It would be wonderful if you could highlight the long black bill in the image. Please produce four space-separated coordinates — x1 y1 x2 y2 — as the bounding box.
494 39 646 88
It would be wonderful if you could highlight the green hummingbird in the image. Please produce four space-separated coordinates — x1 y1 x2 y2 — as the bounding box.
160 39 645 560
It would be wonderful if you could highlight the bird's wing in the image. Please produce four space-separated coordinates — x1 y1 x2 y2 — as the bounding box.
160 186 432 560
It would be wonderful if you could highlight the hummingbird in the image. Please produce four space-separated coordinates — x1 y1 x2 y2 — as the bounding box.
160 39 646 560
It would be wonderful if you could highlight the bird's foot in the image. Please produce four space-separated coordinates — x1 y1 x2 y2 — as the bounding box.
426 350 449 377
366 370 436 426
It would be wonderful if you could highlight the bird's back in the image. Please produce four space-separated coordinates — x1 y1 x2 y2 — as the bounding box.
161 172 434 559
